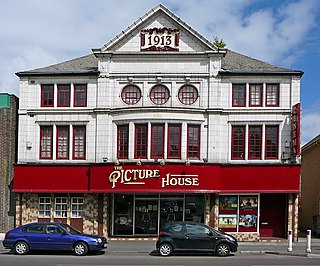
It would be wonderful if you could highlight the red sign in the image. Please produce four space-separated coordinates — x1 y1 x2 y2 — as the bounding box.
291 103 301 156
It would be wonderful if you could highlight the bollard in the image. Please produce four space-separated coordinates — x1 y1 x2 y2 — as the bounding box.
287 229 293 252
306 229 311 253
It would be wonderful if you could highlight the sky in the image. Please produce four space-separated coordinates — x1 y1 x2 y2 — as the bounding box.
0 0 319 145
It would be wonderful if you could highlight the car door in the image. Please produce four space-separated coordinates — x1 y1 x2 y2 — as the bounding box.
167 223 187 250
185 223 215 251
22 224 48 249
45 224 73 250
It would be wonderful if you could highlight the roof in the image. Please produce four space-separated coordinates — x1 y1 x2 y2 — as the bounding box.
302 134 320 152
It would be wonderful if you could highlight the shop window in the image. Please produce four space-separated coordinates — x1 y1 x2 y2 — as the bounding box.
113 195 134 235
40 126 53 159
266 84 279 107
248 126 262 160
41 84 54 107
149 85 170 105
56 126 69 159
239 196 258 232
249 84 262 107
73 126 86 160
168 124 181 159
265 126 279 159
185 195 204 223
74 84 87 107
178 85 198 105
71 197 84 218
39 197 51 218
55 197 68 218
57 84 71 107
231 126 245 160
121 85 141 105
151 124 164 159
187 125 200 159
218 195 238 232
117 125 129 159
232 84 246 107
135 124 148 159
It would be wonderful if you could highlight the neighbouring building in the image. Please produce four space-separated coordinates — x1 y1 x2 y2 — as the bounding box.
0 93 18 234
300 134 320 236
13 4 302 241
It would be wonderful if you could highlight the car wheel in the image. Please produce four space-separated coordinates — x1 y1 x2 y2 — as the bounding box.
216 243 230 257
73 242 88 256
14 241 29 255
159 243 172 256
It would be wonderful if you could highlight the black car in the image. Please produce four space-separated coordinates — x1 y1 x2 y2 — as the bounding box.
156 222 238 256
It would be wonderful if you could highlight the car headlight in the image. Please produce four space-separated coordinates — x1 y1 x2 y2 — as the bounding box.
226 235 236 242
97 238 102 243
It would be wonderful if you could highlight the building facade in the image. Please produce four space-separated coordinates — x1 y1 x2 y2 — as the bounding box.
13 5 302 241
0 93 18 234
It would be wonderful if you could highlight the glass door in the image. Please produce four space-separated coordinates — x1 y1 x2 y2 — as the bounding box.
135 199 159 235
160 198 183 229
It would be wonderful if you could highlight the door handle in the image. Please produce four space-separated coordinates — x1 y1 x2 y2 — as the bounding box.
185 235 189 240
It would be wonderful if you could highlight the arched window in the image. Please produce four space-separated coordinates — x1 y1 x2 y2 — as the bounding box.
178 85 198 105
149 85 170 105
121 85 141 105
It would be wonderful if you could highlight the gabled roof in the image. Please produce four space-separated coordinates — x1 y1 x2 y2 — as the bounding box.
302 134 320 152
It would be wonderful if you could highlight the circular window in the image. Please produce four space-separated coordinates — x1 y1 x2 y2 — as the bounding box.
121 85 141 105
178 85 198 105
149 85 170 105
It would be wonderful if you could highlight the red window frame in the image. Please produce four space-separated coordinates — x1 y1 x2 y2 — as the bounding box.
249 84 262 107
231 126 245 160
135 124 148 159
121 85 142 105
149 85 170 105
265 126 279 159
168 124 181 159
117 125 129 159
74 84 87 107
40 126 53 159
41 84 54 107
232 84 246 107
248 126 262 160
266 84 279 107
73 126 86 160
151 124 164 159
56 126 69 159
178 85 198 105
57 84 71 107
187 125 200 159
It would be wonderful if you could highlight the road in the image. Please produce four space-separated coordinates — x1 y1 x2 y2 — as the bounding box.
0 250 319 266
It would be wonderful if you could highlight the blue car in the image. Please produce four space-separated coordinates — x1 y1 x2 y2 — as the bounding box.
3 222 108 256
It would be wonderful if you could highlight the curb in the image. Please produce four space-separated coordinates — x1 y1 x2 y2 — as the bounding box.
240 250 320 257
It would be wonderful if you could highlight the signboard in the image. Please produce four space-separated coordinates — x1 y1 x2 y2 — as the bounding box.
291 103 301 156
140 28 179 51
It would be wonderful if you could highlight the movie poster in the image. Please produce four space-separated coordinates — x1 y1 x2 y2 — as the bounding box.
219 196 238 211
239 196 258 210
218 214 237 228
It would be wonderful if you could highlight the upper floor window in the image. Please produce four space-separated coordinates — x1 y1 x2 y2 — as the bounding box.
41 84 54 107
178 85 198 105
40 126 53 159
73 126 86 159
117 125 129 159
266 84 279 107
56 126 69 159
74 84 87 107
232 84 246 107
168 124 181 159
121 85 141 105
187 125 200 159
149 85 170 105
135 124 148 159
57 84 71 107
151 124 164 159
265 126 279 159
231 126 245 160
249 84 262 107
248 126 262 159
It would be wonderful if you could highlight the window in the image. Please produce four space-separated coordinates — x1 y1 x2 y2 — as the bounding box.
232 84 246 107
149 85 170 105
168 124 181 158
121 85 141 105
265 126 278 159
41 84 54 107
55 197 68 218
117 125 129 159
74 84 87 107
40 126 53 159
73 126 86 159
57 84 71 107
187 125 200 159
71 197 84 218
151 124 164 158
56 126 69 159
178 85 198 105
23 224 46 234
266 84 279 107
46 224 64 234
249 126 262 159
231 126 245 160
135 124 148 158
249 84 262 107
39 197 51 218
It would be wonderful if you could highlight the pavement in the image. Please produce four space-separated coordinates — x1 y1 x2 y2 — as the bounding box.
1 236 320 257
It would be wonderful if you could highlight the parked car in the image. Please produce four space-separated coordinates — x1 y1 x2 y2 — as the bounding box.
3 222 107 256
156 221 238 256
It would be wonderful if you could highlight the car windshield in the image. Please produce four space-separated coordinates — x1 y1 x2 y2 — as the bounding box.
60 223 82 235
